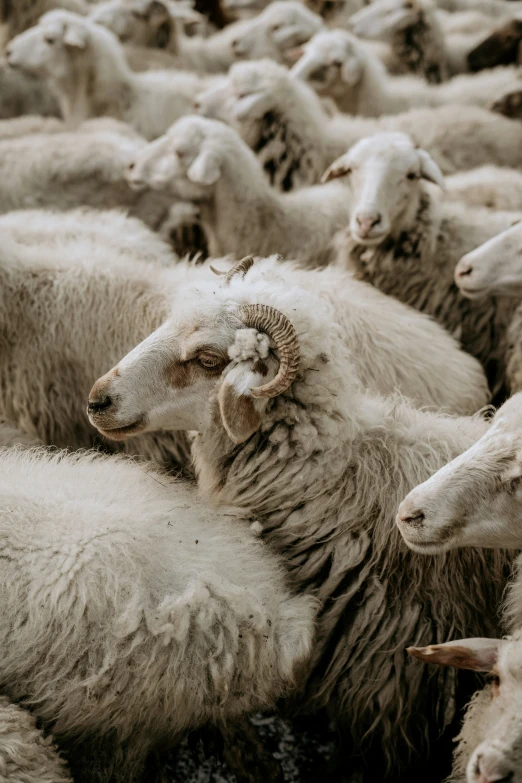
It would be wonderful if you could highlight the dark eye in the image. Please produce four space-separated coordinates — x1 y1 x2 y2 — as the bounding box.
44 36 56 45
271 23 282 31
197 354 223 370
406 172 417 180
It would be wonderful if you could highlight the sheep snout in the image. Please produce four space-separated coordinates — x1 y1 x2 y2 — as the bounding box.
468 743 516 783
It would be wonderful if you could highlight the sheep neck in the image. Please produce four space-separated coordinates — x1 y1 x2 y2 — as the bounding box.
52 38 135 126
391 9 448 83
192 387 507 762
198 155 279 257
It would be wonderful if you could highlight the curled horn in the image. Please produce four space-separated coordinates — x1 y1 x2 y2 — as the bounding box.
211 256 254 284
239 304 300 398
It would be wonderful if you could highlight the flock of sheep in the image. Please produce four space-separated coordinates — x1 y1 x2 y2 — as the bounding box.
5 0 522 782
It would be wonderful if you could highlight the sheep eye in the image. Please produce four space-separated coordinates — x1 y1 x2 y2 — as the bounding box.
197 354 223 370
271 23 282 31
44 36 56 45
406 172 417 180
507 474 522 494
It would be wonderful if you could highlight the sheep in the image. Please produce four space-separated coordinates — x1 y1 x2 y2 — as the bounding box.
291 28 519 115
205 59 522 192
6 10 207 140
455 220 522 301
0 0 88 42
396 393 522 782
467 15 522 72
0 446 316 783
0 229 191 471
126 115 352 266
329 132 522 398
446 165 522 211
350 0 488 82
91 0 252 72
0 207 178 266
0 695 72 783
0 122 171 228
85 254 507 781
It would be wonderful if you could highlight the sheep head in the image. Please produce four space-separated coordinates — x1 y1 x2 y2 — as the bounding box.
125 115 243 198
87 257 302 445
291 29 366 98
350 0 426 41
397 393 522 553
407 634 522 783
6 10 90 79
455 220 522 300
230 0 323 62
323 132 444 246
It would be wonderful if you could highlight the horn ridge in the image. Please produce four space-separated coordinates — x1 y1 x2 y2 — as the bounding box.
239 304 300 398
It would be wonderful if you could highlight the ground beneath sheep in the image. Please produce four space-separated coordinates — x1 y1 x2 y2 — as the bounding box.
164 713 340 783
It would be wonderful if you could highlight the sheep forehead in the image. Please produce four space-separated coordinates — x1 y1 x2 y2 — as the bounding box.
308 31 355 59
497 638 522 682
350 135 418 171
264 0 311 22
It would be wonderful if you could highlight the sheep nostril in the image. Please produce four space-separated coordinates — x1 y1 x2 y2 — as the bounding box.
400 511 425 528
87 396 112 414
372 215 382 227
456 263 473 278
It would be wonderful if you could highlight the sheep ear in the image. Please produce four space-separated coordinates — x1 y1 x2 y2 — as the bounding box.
407 638 504 672
418 149 445 190
321 156 350 184
62 23 88 49
218 380 265 444
187 150 221 185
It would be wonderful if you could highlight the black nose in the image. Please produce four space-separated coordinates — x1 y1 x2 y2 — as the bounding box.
88 396 112 414
400 512 425 528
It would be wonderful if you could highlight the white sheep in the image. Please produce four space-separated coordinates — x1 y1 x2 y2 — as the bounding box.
91 0 252 72
0 446 315 783
350 0 489 81
0 227 190 470
0 206 178 264
396 392 522 782
6 10 207 139
455 220 522 301
0 0 88 41
86 255 507 780
291 28 519 115
0 121 171 228
126 115 351 266
329 131 522 397
205 59 522 191
0 695 72 783
446 165 522 211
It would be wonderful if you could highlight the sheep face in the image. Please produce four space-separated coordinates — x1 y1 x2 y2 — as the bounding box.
6 11 89 79
455 221 522 300
350 0 423 41
291 30 365 99
407 634 522 783
196 78 236 124
126 115 230 199
87 263 290 445
227 59 290 122
230 1 323 62
323 132 444 246
397 393 522 553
